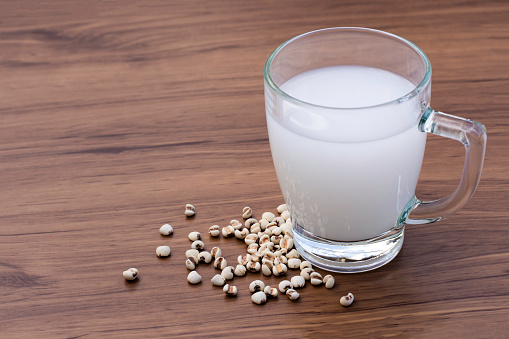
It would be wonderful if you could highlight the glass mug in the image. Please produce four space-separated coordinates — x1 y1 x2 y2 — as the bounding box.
264 27 486 273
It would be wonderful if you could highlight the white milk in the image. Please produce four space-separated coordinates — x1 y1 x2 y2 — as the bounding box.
267 66 427 241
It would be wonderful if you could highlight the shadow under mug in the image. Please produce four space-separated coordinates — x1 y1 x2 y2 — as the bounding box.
264 27 486 273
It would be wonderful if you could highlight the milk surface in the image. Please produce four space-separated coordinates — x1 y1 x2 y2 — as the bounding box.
267 66 426 241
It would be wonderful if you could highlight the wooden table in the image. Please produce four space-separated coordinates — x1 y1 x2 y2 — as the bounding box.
1 1 508 337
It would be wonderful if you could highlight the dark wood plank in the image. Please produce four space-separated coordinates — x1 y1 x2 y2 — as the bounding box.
1 0 508 337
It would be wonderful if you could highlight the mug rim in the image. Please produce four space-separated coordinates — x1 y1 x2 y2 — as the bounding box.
263 27 432 110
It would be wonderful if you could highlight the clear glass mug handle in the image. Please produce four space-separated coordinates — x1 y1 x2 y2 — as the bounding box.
407 107 487 224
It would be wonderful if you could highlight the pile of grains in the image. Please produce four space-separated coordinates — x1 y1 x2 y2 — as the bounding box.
123 203 354 307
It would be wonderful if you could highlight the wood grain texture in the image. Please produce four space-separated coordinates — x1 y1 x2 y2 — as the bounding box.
1 0 508 337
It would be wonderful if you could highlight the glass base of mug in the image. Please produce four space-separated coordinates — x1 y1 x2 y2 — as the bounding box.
293 223 405 273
